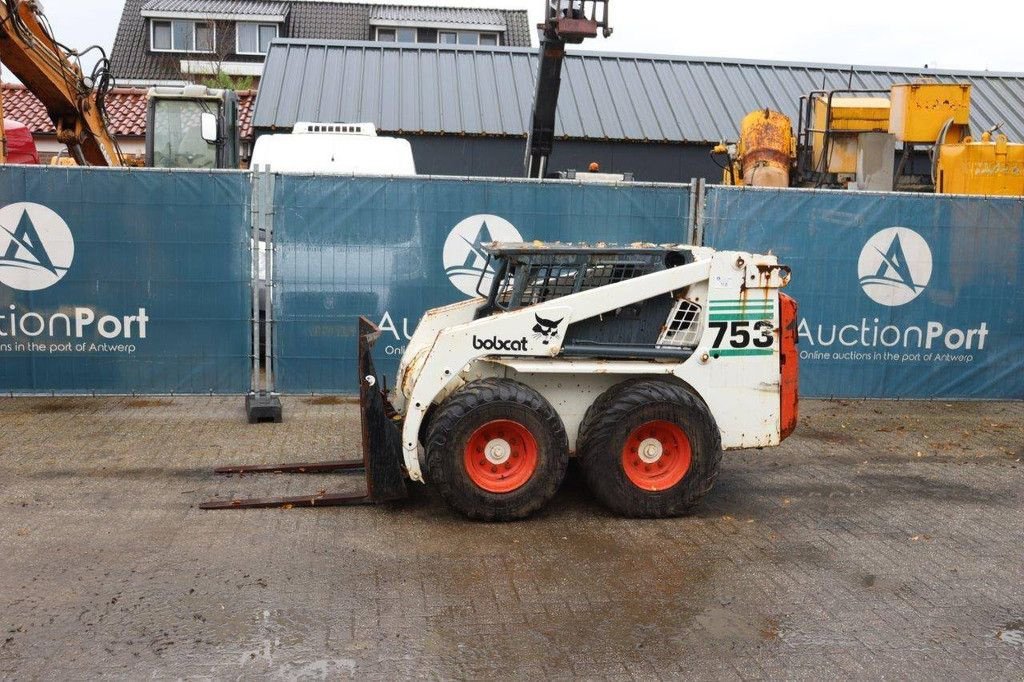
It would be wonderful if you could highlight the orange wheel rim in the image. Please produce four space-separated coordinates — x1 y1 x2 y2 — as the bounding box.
621 420 691 491
464 419 539 493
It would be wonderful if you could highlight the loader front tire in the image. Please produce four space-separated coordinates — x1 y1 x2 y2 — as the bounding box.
577 380 722 518
425 379 568 521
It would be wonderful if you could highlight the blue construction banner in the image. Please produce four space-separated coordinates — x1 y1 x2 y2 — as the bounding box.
703 186 1024 399
272 176 692 393
0 166 251 394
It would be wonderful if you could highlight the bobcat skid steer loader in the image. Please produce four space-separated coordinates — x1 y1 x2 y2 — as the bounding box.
203 243 797 521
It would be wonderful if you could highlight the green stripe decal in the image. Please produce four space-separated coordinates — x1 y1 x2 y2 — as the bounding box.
709 305 773 311
710 348 775 357
709 307 773 313
709 313 774 321
710 299 773 304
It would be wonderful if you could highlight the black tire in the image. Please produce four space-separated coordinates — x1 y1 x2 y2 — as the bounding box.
425 378 569 521
577 379 722 518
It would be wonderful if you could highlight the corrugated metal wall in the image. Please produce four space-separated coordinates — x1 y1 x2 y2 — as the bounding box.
405 137 721 184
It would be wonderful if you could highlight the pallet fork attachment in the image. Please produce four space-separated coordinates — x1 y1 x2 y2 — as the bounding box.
200 317 408 510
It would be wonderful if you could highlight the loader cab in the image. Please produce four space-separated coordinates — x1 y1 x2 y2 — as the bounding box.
476 243 692 313
146 86 240 169
475 243 697 360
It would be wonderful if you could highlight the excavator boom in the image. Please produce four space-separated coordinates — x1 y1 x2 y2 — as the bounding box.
0 0 122 165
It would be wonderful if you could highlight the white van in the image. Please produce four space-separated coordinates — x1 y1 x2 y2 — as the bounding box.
250 123 415 327
249 122 416 175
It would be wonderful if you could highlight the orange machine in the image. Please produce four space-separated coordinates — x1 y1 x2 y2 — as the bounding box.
0 0 123 165
714 109 797 187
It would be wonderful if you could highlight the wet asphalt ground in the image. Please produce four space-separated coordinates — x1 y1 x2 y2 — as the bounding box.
0 396 1022 680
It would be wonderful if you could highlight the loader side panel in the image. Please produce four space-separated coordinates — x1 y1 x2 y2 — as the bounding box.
675 252 786 450
563 295 675 350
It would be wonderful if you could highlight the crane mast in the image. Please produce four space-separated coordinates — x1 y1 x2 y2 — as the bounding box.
0 0 122 165
524 0 611 178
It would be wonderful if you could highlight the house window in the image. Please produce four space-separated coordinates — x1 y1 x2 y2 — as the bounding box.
454 31 500 46
375 27 416 43
195 23 215 52
377 27 502 46
237 22 278 54
151 19 214 52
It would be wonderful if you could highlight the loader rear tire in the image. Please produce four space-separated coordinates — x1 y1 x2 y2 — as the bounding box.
577 380 722 518
425 378 568 521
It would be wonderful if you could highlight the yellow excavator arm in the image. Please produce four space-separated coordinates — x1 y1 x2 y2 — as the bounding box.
0 0 122 165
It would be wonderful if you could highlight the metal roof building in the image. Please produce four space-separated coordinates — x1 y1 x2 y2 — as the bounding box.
253 39 1024 181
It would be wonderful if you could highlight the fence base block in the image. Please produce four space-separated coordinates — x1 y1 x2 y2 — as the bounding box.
245 391 283 424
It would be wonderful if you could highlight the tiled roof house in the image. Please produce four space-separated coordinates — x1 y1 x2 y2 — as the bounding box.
110 0 533 85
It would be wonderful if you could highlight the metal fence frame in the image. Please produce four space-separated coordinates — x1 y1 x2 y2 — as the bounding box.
0 165 253 396
262 171 696 399
245 168 282 421
7 164 1015 405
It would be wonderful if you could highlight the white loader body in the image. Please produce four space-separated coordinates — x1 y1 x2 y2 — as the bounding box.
389 244 795 483
205 242 797 520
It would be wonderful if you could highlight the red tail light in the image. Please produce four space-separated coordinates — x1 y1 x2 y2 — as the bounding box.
779 293 799 440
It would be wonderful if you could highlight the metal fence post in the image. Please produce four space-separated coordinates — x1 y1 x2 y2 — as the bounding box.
686 178 698 244
245 166 283 423
249 168 260 393
265 171 279 396
692 177 707 246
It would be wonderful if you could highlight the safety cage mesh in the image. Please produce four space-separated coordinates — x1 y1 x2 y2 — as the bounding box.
656 299 703 348
488 252 665 310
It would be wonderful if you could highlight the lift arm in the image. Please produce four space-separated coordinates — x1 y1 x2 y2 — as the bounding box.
0 0 122 165
524 0 611 178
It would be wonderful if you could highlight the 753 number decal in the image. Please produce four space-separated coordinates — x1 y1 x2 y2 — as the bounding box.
709 320 774 349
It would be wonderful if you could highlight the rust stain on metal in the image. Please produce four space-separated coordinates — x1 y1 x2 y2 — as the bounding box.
738 109 794 187
742 264 791 294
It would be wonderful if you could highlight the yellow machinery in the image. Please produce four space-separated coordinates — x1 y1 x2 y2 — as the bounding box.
714 108 795 187
792 88 896 188
889 83 971 144
809 95 890 177
890 82 1024 196
721 80 1024 196
936 131 1024 196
